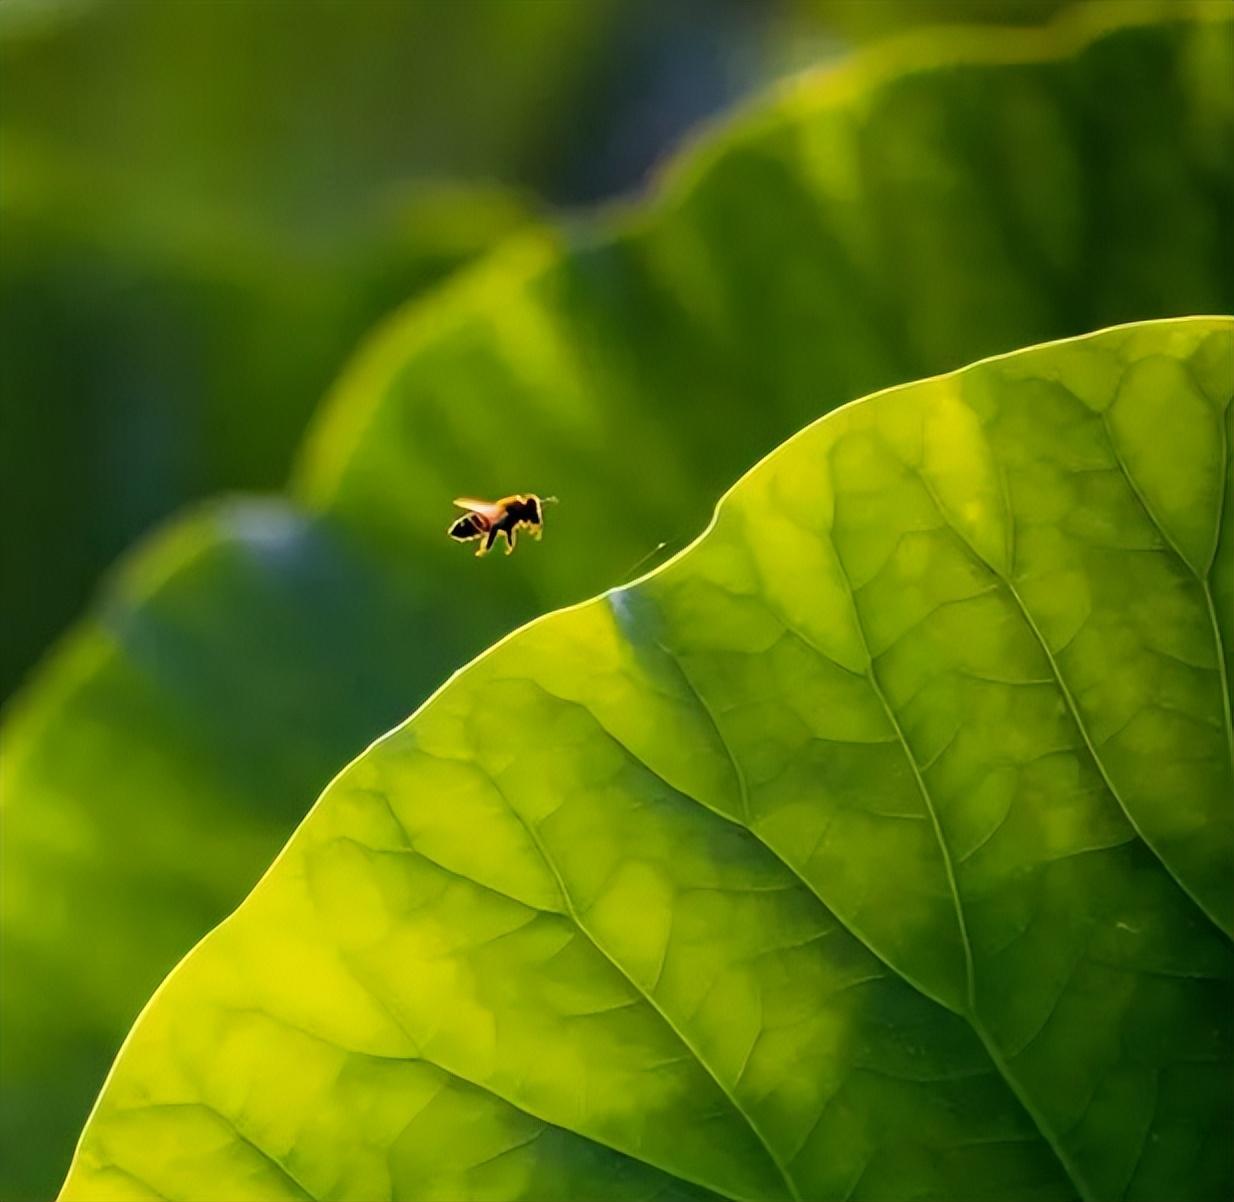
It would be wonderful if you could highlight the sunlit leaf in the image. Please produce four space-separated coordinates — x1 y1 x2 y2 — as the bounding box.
4 8 1234 1198
62 318 1234 1202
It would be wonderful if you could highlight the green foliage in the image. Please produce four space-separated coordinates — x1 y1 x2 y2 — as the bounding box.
3 8 1233 1198
790 0 1075 43
0 0 620 698
0 169 533 700
62 318 1234 1202
299 4 1234 623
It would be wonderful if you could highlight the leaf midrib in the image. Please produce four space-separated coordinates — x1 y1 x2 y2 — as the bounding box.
600 598 1093 1198
339 942 749 1202
483 764 803 1202
346 366 1233 1202
113 998 737 1202
1098 402 1234 809
913 427 1234 938
817 507 1098 1202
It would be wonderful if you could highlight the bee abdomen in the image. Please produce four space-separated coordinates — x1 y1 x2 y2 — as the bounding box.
448 513 487 541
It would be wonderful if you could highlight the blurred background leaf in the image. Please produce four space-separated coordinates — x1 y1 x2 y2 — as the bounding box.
3 3 1233 1200
301 5 1234 625
0 0 1114 706
0 0 788 703
786 0 1071 42
0 167 535 702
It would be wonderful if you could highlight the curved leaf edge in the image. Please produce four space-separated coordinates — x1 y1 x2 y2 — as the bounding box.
62 315 1234 1202
307 313 1233 816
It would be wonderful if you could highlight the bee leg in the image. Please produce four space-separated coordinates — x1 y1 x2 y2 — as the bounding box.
505 527 517 555
532 524 543 541
477 527 498 557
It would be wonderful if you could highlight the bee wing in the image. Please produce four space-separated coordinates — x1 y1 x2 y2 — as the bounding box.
452 497 503 520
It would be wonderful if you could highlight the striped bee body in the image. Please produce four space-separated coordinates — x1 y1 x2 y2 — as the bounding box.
446 494 555 557
447 512 489 542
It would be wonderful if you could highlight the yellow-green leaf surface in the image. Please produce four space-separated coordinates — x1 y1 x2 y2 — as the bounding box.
64 318 1234 1202
5 10 1234 1200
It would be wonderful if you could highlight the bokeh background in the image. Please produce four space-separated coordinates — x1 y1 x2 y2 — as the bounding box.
0 0 1076 706
5 1 1231 1199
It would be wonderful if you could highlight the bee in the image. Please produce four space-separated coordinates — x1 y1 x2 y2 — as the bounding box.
447 494 556 557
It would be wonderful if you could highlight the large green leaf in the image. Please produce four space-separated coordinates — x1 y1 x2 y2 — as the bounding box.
63 318 1234 1202
5 8 1234 1198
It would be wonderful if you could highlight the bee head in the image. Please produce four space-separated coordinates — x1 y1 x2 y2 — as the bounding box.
515 494 554 526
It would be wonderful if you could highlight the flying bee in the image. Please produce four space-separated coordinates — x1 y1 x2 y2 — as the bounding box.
447 494 556 557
